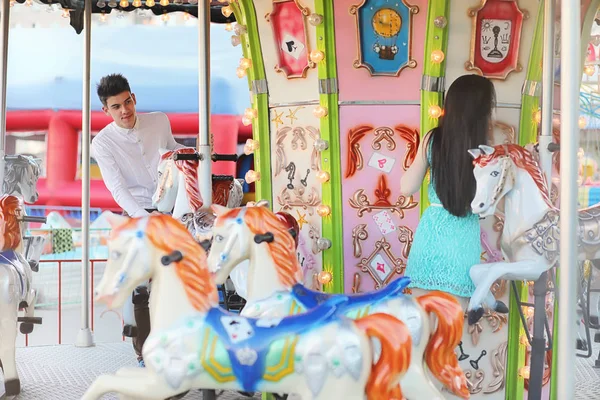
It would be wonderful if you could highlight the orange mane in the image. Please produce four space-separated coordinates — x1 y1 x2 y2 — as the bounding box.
473 144 554 208
112 215 218 312
0 195 23 251
161 148 203 212
215 207 304 288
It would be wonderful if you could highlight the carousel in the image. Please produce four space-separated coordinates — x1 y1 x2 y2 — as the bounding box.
0 0 598 399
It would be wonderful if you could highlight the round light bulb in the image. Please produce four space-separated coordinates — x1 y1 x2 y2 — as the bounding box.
240 58 252 69
579 116 587 129
221 5 233 18
428 105 442 119
309 50 325 63
245 170 260 184
97 0 106 7
183 12 190 20
132 0 141 6
313 106 328 118
317 271 332 285
317 204 331 217
225 23 233 32
533 110 542 124
431 49 445 64
62 9 71 17
241 116 252 126
519 335 528 346
100 13 107 21
236 67 247 78
145 0 155 6
119 0 129 7
316 170 330 183
434 16 447 28
308 13 323 26
313 139 329 152
108 0 117 7
317 238 332 251
519 367 530 380
231 36 241 47
584 65 595 76
159 0 169 6
244 139 259 155
244 108 258 119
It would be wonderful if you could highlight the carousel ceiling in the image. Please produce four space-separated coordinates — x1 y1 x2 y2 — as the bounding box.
12 0 235 34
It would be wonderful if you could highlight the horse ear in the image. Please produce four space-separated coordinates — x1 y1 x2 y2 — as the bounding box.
106 212 130 228
211 204 228 217
478 145 495 155
468 149 482 159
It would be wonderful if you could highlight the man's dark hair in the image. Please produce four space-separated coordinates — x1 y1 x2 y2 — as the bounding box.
97 73 131 105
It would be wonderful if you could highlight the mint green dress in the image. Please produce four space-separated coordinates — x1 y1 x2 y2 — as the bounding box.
404 140 481 298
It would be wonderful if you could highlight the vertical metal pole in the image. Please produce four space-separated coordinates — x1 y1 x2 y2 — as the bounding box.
0 0 10 189
557 0 580 397
76 0 94 347
197 1 212 206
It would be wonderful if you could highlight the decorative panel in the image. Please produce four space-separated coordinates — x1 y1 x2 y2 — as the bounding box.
334 0 428 102
253 0 319 104
339 105 420 294
445 0 538 105
269 105 323 289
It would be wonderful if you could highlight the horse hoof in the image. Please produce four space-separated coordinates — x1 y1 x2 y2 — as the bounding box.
468 308 485 325
20 323 34 334
5 379 20 396
237 392 255 397
164 390 189 399
494 301 509 314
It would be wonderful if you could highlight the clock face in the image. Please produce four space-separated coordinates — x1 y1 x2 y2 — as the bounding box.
372 8 402 38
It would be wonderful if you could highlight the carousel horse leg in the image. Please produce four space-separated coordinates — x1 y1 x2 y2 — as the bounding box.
0 312 20 395
468 262 510 324
81 371 186 400
20 288 40 334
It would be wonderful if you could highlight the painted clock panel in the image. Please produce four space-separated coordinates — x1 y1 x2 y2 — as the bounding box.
334 0 427 102
339 105 420 294
269 105 323 289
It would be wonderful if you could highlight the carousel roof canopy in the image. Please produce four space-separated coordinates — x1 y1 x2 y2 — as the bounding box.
13 0 235 33
6 24 251 114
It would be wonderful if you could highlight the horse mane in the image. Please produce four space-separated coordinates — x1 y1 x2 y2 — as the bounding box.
473 144 554 207
3 157 40 194
216 207 303 288
0 195 22 251
161 149 203 212
112 215 218 312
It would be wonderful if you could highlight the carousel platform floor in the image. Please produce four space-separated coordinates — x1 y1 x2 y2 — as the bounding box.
0 341 597 399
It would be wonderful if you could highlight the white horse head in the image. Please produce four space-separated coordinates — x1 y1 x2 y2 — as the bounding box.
4 155 41 204
469 144 516 218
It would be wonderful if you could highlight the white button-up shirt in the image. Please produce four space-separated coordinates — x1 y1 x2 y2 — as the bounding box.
91 112 185 217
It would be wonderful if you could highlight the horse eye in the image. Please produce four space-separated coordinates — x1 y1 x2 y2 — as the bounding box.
491 171 500 177
158 171 162 177
111 251 122 260
215 235 224 243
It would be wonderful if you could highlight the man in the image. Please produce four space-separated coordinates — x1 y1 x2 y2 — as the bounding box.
91 73 184 366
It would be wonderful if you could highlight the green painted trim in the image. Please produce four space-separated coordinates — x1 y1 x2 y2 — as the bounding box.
418 0 450 215
315 0 343 294
505 282 528 400
233 0 272 204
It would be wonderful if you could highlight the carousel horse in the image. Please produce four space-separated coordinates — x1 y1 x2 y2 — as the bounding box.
206 204 470 400
0 194 46 395
3 154 41 204
465 144 600 324
83 213 413 400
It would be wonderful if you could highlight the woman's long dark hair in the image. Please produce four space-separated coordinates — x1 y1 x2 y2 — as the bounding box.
429 74 496 217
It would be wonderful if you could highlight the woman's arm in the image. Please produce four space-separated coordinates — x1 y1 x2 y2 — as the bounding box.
399 132 431 196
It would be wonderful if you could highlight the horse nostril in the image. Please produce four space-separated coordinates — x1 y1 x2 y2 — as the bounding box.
479 203 485 208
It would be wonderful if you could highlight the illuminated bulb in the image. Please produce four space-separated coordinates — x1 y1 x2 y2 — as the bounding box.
62 9 71 17
244 108 258 119
221 5 233 18
309 50 325 63
145 0 155 5
240 58 252 69
579 116 587 129
317 204 331 217
245 170 260 184
132 0 141 6
241 116 252 126
160 0 169 6
162 13 169 21
225 23 233 32
316 170 330 183
244 139 259 155
584 65 595 76
231 35 241 47
313 139 329 152
100 13 108 22
519 335 528 346
119 0 129 7
183 12 190 21
234 24 247 35
431 49 445 63
526 307 534 318
533 110 542 124
519 367 530 380
428 105 442 119
308 13 323 26
317 271 332 285
313 106 328 118
236 67 247 78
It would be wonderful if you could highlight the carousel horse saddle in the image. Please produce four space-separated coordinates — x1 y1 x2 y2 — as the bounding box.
204 295 349 392
290 276 411 310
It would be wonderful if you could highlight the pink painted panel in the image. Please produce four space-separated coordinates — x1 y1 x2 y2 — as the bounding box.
339 105 421 294
334 0 427 102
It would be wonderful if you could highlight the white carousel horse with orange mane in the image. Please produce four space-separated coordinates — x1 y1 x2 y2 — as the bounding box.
466 144 600 323
206 204 470 400
83 213 413 400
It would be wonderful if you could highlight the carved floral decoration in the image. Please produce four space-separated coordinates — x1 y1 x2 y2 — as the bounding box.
349 174 418 218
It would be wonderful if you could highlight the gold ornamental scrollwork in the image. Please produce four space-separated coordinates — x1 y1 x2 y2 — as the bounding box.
274 126 292 177
349 175 418 218
358 238 405 289
483 341 508 394
397 225 414 259
352 224 369 258
465 370 485 395
277 187 321 216
371 127 396 151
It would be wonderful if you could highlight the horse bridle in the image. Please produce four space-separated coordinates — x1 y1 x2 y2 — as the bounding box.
489 154 515 207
